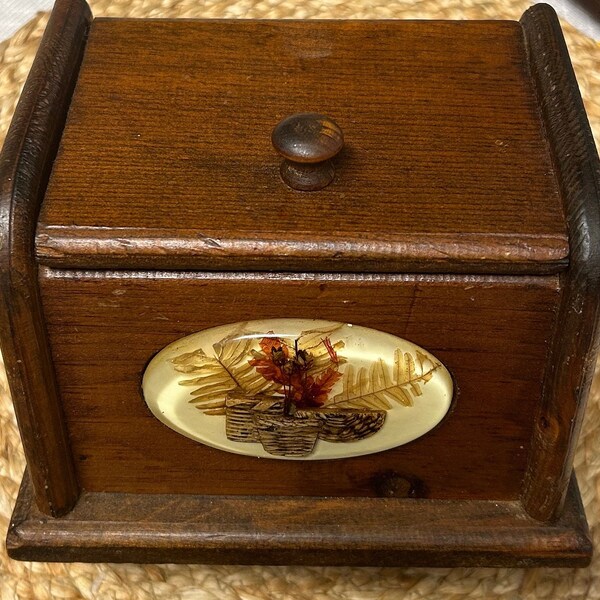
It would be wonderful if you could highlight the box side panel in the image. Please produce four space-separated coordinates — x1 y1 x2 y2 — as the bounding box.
521 4 600 520
39 270 560 500
0 0 91 516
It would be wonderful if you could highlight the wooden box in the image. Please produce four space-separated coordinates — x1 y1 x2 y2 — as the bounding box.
1 0 600 567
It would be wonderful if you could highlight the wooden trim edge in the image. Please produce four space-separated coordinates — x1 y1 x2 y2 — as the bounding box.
6 470 591 566
34 227 569 275
0 0 92 516
520 4 600 521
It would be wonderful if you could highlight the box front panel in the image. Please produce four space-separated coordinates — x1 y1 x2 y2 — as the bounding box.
39 270 560 500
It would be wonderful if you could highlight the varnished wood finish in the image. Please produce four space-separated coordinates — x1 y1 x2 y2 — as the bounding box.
272 113 343 190
520 4 600 521
279 159 336 192
272 113 344 163
36 18 568 273
3 1 599 565
39 269 560 499
36 228 569 274
0 0 90 516
7 471 592 566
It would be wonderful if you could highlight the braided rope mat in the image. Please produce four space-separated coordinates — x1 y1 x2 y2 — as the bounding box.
1 1 599 598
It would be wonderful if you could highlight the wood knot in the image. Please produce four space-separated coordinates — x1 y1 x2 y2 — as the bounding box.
371 470 425 498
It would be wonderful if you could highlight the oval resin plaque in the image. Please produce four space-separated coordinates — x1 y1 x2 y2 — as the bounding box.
142 319 453 460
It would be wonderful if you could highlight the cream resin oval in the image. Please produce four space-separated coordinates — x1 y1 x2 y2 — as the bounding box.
142 319 453 460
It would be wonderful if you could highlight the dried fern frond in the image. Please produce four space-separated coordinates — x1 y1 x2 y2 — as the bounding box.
330 350 440 410
170 344 240 413
170 348 219 374
175 356 237 410
203 408 227 416
170 324 352 415
297 324 344 350
214 336 280 395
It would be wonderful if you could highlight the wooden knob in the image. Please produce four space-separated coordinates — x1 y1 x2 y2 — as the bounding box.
272 113 344 191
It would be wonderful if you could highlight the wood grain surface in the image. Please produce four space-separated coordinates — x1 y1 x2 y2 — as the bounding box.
0 0 90 516
7 470 592 566
520 5 600 521
1 0 597 567
39 269 560 499
36 18 567 273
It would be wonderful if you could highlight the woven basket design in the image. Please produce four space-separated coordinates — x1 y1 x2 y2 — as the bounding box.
225 393 282 442
253 412 322 457
311 409 387 442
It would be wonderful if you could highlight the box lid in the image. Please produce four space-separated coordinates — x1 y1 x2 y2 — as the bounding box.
37 18 568 273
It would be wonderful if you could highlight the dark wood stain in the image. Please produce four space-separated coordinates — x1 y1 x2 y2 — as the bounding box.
0 0 90 517
520 5 600 521
39 269 560 499
36 18 567 273
0 0 598 566
7 471 592 566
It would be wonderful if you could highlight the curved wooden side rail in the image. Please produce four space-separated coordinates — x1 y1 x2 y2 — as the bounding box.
521 4 600 521
0 0 92 516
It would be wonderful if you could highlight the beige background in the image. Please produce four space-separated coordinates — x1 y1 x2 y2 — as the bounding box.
0 0 599 598
1 1 600 41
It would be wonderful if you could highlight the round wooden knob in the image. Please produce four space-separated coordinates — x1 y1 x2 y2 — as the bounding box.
272 113 344 191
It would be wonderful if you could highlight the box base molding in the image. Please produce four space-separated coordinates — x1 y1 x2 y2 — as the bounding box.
7 471 592 567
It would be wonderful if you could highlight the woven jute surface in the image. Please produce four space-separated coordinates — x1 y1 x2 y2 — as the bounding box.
1 1 600 598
